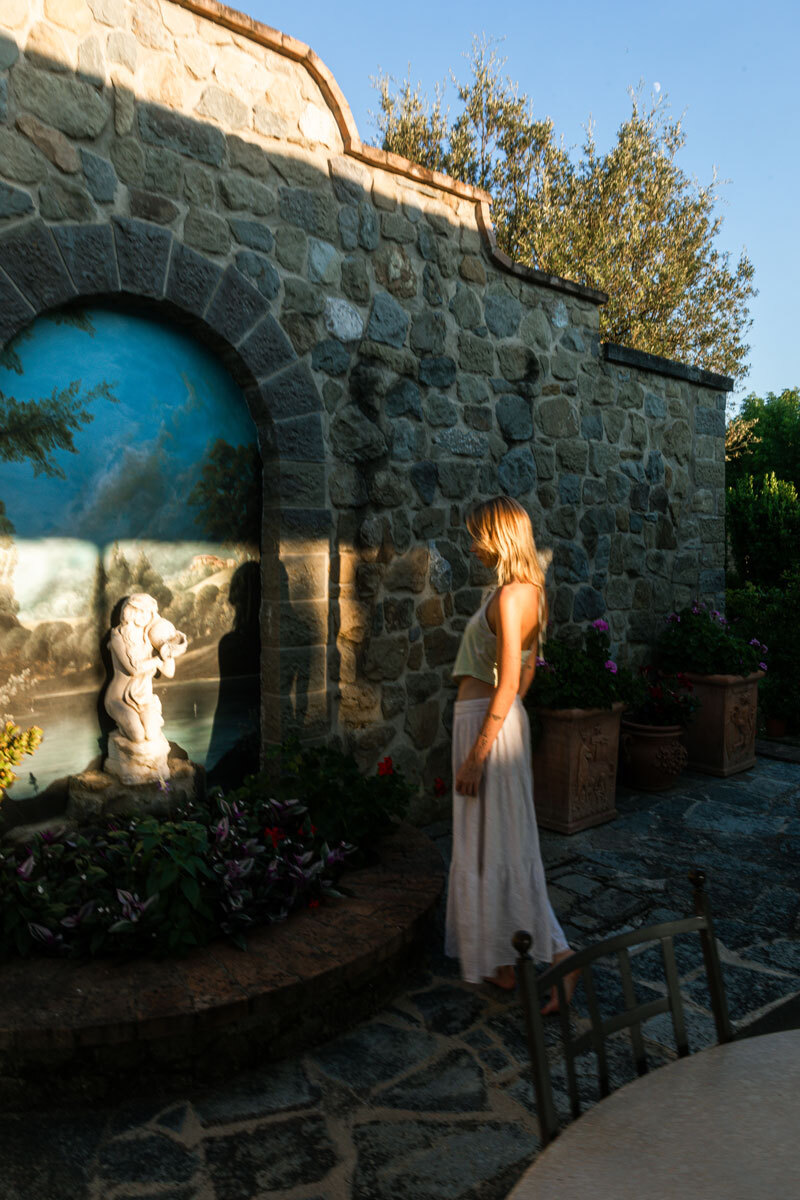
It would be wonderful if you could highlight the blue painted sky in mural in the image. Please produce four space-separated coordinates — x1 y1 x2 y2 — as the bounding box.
1 307 255 542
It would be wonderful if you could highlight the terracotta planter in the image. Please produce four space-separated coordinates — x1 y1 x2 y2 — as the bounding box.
683 671 764 777
531 703 623 834
619 720 688 792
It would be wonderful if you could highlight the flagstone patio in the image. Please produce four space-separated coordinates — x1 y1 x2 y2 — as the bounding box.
1 753 798 1200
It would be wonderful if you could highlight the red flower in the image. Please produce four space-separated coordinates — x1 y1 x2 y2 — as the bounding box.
378 756 394 776
308 898 320 909
264 826 287 849
433 776 446 796
310 824 317 834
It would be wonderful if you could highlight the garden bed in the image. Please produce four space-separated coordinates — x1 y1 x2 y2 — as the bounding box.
0 823 444 1106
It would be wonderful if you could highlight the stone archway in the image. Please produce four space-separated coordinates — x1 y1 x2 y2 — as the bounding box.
0 215 333 756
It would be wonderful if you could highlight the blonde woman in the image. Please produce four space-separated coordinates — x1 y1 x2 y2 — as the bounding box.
445 497 579 1011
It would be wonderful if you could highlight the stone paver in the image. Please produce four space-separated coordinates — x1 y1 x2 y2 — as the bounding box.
1 756 798 1200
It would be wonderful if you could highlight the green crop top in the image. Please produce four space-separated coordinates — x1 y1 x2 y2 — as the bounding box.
452 591 542 687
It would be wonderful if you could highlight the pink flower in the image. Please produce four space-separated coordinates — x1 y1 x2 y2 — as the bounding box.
604 660 618 675
592 619 609 632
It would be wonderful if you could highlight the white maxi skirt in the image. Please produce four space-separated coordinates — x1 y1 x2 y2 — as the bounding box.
445 696 570 982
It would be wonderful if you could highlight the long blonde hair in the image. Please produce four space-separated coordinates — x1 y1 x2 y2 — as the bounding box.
466 497 549 627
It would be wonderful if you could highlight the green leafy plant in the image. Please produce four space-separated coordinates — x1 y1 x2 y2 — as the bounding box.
0 741 413 960
624 668 699 728
725 473 800 587
234 740 412 865
0 720 42 797
526 619 631 711
0 787 350 961
727 572 800 726
657 603 766 677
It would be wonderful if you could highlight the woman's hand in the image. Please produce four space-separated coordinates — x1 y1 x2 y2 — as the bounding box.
455 752 485 797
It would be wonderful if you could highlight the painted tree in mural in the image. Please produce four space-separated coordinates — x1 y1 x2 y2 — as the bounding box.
189 439 262 552
0 315 117 690
373 38 756 381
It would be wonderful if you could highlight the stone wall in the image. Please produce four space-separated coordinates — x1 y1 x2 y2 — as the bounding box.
0 0 731 819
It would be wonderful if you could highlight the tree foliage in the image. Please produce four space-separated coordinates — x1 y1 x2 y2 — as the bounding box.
189 438 262 551
373 38 755 380
725 388 800 490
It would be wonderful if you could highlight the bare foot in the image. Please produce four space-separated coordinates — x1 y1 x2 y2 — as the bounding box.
540 950 580 1015
483 965 516 991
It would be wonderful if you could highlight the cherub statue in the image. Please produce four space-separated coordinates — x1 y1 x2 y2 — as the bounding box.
104 593 188 784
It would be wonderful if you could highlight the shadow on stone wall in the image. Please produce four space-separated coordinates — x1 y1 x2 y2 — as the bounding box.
0 19 728 814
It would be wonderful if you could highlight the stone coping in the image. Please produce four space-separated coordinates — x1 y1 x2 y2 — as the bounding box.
603 342 734 391
172 0 608 306
0 823 444 1099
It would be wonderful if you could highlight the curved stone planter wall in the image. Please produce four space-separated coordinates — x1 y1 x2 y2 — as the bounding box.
0 0 732 817
0 823 444 1104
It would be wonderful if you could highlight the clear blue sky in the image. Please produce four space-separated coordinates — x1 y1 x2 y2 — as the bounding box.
246 0 798 402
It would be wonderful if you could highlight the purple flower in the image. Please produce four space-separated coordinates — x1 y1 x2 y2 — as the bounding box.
592 618 610 632
759 662 768 671
749 638 761 647
535 656 547 667
16 854 34 880
604 660 618 674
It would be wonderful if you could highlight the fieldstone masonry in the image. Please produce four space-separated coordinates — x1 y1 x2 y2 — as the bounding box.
0 0 732 819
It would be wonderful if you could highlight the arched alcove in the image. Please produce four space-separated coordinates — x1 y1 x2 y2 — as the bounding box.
0 218 333 807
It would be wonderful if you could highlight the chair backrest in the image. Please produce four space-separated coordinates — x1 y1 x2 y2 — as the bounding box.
513 867 733 1147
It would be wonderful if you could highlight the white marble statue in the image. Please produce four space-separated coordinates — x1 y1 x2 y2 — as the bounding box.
104 593 188 785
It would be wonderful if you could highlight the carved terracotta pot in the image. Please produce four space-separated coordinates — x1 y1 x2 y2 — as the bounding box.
619 720 688 792
682 671 764 777
531 703 624 834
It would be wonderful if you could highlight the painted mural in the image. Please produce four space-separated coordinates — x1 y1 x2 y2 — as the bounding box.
0 307 261 800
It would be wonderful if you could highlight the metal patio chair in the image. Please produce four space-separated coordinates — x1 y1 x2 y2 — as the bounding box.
512 867 733 1146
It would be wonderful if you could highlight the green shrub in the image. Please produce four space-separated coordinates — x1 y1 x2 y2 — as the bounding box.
657 603 764 676
726 473 800 586
526 620 633 711
236 739 412 864
623 668 700 728
0 787 353 960
727 572 800 725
